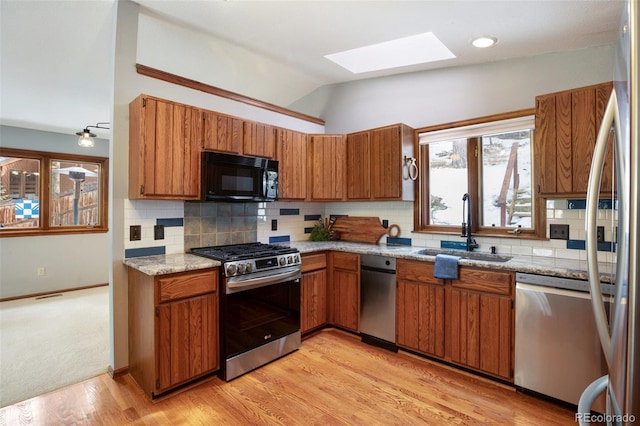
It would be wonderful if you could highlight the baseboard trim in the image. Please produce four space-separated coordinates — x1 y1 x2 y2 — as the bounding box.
108 365 129 379
0 283 108 303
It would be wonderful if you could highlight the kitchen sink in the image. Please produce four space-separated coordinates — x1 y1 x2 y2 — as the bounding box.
414 248 513 263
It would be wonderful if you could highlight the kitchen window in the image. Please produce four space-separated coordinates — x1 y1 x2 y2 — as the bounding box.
0 148 108 236
416 110 543 238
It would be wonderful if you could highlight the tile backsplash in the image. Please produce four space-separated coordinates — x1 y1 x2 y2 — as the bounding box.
123 198 617 264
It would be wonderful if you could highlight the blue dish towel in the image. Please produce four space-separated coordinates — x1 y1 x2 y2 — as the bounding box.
433 254 460 279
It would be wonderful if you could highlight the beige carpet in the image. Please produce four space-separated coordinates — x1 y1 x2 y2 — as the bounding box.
0 286 109 407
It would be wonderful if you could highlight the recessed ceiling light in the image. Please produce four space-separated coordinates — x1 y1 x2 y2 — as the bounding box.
471 36 498 48
325 32 456 74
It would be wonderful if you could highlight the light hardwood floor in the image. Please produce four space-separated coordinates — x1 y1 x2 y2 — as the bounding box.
0 329 578 425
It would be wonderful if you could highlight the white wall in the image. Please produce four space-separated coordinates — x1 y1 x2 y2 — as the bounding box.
0 125 110 299
291 46 615 133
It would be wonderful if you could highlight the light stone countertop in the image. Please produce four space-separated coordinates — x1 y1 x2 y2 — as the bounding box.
123 253 220 276
122 241 616 283
283 241 616 283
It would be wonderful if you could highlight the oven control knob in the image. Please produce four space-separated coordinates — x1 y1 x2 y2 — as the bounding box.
226 264 237 276
279 257 286 266
245 263 253 273
237 263 246 274
287 255 293 264
293 254 300 263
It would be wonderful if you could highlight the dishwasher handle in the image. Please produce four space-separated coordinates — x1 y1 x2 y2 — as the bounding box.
516 282 613 302
361 265 396 274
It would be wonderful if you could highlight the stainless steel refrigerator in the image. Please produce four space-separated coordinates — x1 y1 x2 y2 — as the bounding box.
580 0 639 424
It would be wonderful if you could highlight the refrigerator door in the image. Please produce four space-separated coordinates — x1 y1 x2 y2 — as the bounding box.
582 0 639 422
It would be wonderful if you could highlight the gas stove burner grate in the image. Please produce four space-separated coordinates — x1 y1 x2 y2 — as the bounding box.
191 242 298 261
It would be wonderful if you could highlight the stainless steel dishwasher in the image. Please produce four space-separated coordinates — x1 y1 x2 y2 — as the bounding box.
360 254 397 352
515 272 613 412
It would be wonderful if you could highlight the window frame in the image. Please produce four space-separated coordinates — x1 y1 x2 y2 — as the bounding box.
0 148 109 237
414 109 546 240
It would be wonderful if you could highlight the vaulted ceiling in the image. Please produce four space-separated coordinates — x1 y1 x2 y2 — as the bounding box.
0 0 625 138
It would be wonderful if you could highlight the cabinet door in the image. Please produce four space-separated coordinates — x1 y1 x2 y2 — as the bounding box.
328 252 359 331
396 260 445 357
129 96 201 199
448 289 512 380
535 82 614 197
243 121 276 159
447 267 513 380
371 126 402 199
346 130 371 200
308 135 346 201
277 129 307 200
203 110 243 154
156 292 219 392
301 268 327 333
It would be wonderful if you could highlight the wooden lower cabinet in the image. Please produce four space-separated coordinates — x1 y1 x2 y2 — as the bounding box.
301 253 328 334
128 268 219 397
328 252 360 332
448 287 512 380
396 261 514 381
396 260 445 358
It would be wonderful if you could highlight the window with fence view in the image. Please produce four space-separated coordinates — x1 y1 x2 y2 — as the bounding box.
0 150 107 234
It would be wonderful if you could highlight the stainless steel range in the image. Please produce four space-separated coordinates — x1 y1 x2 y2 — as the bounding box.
191 242 301 381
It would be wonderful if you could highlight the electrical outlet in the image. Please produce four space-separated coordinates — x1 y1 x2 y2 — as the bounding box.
550 224 569 240
271 219 278 231
37 267 45 276
130 225 141 241
154 225 164 240
382 219 389 228
597 226 605 243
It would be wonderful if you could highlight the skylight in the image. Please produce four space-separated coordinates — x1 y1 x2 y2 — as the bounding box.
324 32 455 74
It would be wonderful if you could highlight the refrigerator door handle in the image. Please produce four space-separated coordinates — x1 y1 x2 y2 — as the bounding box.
585 88 622 366
577 375 609 425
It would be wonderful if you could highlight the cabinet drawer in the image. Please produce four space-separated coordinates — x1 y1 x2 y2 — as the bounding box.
157 269 218 303
331 252 359 271
397 259 443 286
302 252 327 273
452 268 513 296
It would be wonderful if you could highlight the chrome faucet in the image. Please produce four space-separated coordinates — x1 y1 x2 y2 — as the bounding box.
461 193 479 251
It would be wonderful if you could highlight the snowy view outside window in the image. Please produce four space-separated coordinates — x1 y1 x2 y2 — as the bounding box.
428 139 468 226
426 129 533 229
480 131 532 229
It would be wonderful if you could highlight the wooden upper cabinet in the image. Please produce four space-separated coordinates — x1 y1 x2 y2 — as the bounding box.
129 95 201 200
277 128 307 200
535 82 614 197
308 134 346 201
243 121 276 158
346 130 371 200
202 110 243 154
346 124 415 201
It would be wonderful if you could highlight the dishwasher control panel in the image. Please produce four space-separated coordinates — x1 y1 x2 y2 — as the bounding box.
515 272 614 295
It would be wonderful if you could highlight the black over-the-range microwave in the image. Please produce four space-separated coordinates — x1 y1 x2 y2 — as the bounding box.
201 151 278 202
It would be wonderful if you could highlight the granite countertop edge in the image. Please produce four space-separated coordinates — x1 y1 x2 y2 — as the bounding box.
123 253 221 276
286 241 615 282
122 241 615 282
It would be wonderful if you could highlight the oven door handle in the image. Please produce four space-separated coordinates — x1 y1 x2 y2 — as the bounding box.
226 268 301 294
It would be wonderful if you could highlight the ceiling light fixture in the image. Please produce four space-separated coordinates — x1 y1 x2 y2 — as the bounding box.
76 122 110 148
471 36 498 48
